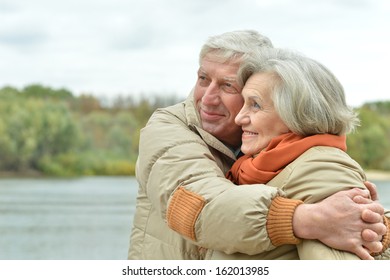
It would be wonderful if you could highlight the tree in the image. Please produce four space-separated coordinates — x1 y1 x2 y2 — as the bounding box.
347 102 390 171
0 98 82 172
21 84 73 99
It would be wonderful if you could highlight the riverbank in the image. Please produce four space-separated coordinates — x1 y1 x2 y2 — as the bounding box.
0 170 44 178
365 170 390 181
2 169 390 181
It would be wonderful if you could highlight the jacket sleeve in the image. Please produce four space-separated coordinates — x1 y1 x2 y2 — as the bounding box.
138 106 290 255
274 146 378 259
297 240 360 260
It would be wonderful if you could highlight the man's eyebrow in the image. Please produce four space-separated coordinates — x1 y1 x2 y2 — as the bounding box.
223 76 238 83
198 68 207 75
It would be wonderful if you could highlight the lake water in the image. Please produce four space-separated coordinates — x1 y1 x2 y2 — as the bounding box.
0 177 389 260
0 177 137 260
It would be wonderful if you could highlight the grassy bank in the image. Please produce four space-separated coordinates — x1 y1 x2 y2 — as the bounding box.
365 170 390 181
2 169 390 181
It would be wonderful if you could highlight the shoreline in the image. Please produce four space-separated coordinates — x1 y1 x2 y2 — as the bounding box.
365 170 390 181
1 170 390 181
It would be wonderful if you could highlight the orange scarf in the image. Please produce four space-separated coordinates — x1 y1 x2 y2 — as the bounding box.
226 132 346 185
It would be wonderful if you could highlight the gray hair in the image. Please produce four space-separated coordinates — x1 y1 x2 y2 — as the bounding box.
199 30 273 65
238 48 360 136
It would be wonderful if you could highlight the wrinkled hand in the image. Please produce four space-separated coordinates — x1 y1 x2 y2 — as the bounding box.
362 180 379 201
354 181 387 251
294 188 386 260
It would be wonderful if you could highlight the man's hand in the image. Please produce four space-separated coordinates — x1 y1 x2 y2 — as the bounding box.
293 188 386 260
355 181 387 251
363 181 379 201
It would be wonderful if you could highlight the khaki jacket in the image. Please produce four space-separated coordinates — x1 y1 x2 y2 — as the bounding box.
210 146 390 259
128 92 284 259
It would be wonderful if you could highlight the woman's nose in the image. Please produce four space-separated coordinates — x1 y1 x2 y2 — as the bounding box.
235 108 249 125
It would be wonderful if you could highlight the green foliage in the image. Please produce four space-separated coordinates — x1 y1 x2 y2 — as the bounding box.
347 102 390 171
37 152 135 176
21 84 73 99
0 86 20 98
0 96 82 172
0 84 181 177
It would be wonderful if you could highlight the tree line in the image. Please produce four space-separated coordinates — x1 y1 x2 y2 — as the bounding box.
0 84 389 177
0 84 183 176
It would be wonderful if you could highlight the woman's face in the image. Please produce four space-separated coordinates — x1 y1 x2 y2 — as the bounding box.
235 72 289 155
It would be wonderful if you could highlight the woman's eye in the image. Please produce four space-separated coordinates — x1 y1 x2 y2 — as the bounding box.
253 102 261 109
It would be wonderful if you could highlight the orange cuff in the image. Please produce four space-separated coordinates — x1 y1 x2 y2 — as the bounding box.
266 196 303 246
167 187 205 241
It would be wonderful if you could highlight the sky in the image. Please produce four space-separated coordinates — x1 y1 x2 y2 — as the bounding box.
0 0 389 107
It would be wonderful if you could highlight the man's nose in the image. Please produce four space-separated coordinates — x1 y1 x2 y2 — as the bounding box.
202 82 220 105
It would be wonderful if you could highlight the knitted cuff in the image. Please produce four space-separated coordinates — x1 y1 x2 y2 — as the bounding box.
372 215 390 257
266 196 303 246
167 187 205 241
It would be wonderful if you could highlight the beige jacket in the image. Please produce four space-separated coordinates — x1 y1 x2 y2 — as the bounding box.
209 146 390 259
128 92 294 259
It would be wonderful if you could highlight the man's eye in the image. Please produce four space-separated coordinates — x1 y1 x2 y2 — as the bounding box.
198 76 209 86
222 83 239 94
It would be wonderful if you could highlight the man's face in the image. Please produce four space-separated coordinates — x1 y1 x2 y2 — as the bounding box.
194 54 244 148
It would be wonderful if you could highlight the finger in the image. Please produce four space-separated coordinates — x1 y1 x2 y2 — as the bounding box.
363 240 383 254
363 219 387 237
354 246 374 260
353 195 372 205
344 187 370 199
363 202 385 216
361 229 382 242
361 209 384 223
364 181 378 201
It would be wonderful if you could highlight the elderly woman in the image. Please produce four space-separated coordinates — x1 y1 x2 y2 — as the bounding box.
221 48 390 260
